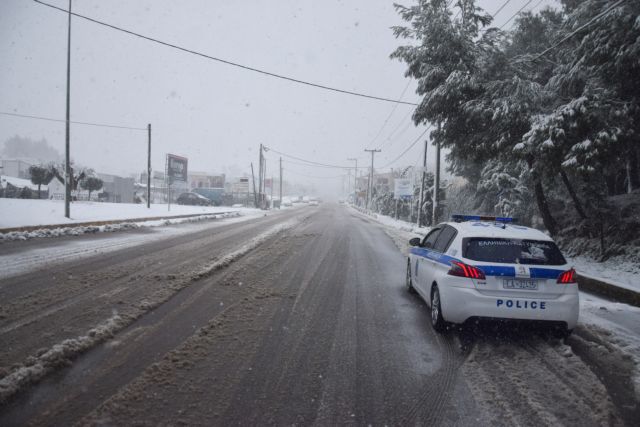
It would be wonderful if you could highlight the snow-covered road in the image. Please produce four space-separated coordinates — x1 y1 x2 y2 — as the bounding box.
0 204 638 425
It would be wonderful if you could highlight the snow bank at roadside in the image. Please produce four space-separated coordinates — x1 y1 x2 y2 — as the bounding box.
348 205 429 255
0 212 244 243
0 198 257 229
567 254 639 293
578 295 640 400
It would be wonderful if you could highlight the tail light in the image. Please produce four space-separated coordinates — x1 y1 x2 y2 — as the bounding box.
557 268 577 284
448 261 486 280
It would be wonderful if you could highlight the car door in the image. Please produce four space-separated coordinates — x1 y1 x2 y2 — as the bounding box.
428 225 459 293
413 227 442 297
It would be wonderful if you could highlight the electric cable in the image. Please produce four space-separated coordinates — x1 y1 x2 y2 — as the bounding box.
264 146 351 169
33 0 419 106
381 125 431 168
0 110 146 130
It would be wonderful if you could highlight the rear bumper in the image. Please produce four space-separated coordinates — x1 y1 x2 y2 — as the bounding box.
439 285 579 329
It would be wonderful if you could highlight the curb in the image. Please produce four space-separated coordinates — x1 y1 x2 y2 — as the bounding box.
0 211 238 234
577 273 640 308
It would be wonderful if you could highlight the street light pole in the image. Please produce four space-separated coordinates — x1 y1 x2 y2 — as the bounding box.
64 0 72 218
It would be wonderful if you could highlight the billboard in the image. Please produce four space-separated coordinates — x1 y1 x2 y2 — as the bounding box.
394 178 413 200
236 177 250 193
166 154 188 182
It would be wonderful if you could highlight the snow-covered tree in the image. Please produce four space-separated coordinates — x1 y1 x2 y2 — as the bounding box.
28 164 53 199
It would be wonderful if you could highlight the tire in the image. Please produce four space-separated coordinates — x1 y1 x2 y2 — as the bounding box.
430 285 447 333
551 325 572 339
406 260 417 294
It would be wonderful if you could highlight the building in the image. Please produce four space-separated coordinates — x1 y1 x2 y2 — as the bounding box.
188 172 225 189
98 173 134 203
0 159 33 179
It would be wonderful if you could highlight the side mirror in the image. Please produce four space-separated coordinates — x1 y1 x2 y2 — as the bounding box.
409 237 421 247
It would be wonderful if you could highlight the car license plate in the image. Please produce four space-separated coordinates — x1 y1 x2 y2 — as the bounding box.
503 279 538 290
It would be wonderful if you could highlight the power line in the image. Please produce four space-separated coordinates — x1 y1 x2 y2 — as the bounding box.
0 110 146 130
532 0 625 61
499 0 532 29
381 125 432 168
265 146 351 169
492 0 513 19
284 168 346 180
377 115 414 151
365 79 412 149
33 0 419 107
282 159 347 170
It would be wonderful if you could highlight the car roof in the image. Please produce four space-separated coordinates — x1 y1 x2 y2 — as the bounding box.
440 221 553 241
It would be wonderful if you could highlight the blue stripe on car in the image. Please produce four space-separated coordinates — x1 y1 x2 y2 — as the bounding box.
411 247 564 279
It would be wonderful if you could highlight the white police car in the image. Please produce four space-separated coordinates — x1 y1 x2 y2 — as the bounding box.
406 215 579 336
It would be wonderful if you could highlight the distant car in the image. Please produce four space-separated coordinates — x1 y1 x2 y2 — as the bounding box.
406 215 579 337
302 196 310 203
176 192 212 206
309 200 319 206
192 187 225 206
281 197 293 207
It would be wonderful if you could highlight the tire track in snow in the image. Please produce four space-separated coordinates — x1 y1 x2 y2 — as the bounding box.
0 217 302 404
461 334 621 427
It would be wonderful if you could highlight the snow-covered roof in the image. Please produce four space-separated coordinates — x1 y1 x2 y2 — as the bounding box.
0 175 47 191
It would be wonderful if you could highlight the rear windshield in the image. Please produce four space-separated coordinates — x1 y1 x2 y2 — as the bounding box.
462 238 567 265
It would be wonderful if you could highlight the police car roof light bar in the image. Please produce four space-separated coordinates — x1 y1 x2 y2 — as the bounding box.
451 214 517 224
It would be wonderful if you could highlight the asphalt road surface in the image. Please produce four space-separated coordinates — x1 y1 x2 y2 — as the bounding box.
0 204 636 426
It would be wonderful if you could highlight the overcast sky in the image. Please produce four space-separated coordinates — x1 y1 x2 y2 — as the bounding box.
0 0 558 194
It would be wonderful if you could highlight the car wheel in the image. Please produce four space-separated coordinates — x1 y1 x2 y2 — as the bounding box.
430 285 447 333
551 325 572 339
406 260 416 294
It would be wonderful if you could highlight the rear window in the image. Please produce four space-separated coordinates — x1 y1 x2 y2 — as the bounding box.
462 238 567 265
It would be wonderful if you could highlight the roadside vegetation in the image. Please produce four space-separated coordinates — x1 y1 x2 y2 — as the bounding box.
374 0 640 260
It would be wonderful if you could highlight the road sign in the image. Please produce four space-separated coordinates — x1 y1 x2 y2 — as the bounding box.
166 154 188 182
394 178 413 200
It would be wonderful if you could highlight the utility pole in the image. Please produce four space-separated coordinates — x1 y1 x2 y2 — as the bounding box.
433 121 441 225
263 158 267 209
64 0 72 218
417 137 428 227
270 175 274 208
251 162 258 207
347 157 357 203
258 144 263 209
279 157 283 209
147 123 151 208
364 149 381 210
